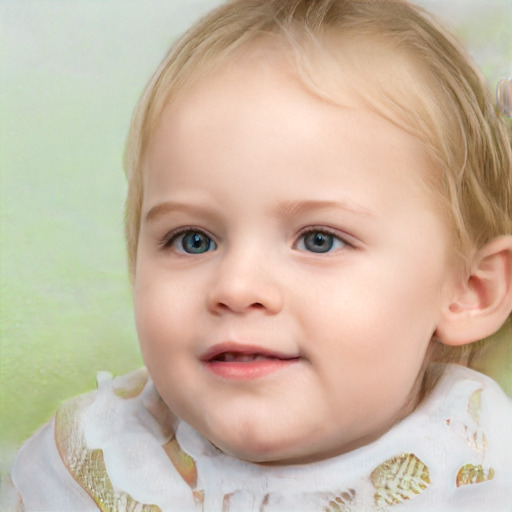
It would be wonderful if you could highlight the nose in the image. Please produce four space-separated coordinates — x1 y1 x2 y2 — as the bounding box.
206 247 284 316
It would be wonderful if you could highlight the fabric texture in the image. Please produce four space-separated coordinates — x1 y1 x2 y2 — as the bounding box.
3 365 512 511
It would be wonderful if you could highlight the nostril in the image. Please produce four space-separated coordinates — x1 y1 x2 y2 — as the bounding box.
207 282 283 315
213 300 266 314
219 301 264 309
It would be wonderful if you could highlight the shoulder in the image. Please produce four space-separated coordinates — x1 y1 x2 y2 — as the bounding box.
432 364 512 427
423 364 512 456
5 368 188 512
347 365 512 511
414 365 512 510
5 405 100 511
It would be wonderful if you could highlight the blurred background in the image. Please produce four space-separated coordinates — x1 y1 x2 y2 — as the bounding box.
0 0 511 476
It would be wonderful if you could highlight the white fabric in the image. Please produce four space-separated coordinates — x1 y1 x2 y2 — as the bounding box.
9 419 100 512
3 365 512 511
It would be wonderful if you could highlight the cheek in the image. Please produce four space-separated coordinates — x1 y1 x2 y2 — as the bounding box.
133 267 207 372
134 274 177 352
133 290 164 364
312 273 436 417
304 255 444 368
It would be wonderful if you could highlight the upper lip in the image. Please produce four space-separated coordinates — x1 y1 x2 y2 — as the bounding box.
200 342 298 362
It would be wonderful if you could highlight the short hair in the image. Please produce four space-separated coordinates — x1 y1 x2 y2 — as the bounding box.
124 0 512 367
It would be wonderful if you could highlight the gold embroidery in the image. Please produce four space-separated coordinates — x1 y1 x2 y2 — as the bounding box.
163 436 198 489
113 368 149 399
323 488 356 511
460 389 488 452
456 464 495 487
371 453 430 506
445 388 488 453
193 490 205 511
55 394 161 512
468 390 482 424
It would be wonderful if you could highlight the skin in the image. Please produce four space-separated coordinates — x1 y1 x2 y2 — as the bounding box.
133 48 458 464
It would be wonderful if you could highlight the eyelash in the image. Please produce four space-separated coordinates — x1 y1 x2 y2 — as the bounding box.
294 227 353 254
159 226 354 255
160 227 217 254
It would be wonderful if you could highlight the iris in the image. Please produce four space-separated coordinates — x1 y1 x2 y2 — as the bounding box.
180 231 214 254
303 231 335 253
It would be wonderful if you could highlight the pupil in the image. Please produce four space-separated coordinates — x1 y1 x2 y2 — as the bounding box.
306 232 333 253
183 232 210 253
191 234 202 248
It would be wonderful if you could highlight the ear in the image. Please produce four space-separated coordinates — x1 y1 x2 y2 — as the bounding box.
435 236 512 346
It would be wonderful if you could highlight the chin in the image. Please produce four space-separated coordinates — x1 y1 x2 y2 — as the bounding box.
220 442 293 464
206 423 296 463
221 441 335 466
196 404 323 464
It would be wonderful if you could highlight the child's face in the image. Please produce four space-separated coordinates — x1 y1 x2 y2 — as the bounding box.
134 49 456 464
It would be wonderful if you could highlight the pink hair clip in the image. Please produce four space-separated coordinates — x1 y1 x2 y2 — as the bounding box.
496 77 512 118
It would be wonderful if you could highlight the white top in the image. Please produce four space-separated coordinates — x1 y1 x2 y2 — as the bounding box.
3 364 512 511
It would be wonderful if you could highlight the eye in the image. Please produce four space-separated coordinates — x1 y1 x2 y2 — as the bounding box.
166 230 217 254
296 230 346 253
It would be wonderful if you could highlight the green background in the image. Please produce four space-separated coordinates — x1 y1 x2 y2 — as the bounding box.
0 0 511 476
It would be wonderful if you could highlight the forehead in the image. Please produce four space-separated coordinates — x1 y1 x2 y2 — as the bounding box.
145 44 434 211
151 34 413 136
150 40 403 150
150 32 437 154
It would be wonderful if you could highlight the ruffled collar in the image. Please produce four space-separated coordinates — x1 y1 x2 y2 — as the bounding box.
72 364 511 511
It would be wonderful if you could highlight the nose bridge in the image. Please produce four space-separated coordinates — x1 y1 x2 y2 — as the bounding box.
207 237 283 315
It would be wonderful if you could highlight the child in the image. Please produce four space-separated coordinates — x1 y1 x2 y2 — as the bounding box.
3 0 512 510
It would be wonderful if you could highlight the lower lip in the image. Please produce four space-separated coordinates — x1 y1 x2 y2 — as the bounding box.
203 358 299 380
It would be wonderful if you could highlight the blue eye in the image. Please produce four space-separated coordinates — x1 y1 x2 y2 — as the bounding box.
296 230 345 253
170 230 216 254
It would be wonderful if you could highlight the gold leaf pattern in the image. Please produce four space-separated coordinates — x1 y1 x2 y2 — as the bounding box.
163 436 199 489
371 453 430 506
465 426 488 452
467 389 482 425
113 368 149 399
462 389 488 453
193 490 205 511
323 488 356 511
55 395 161 512
445 388 488 454
456 464 495 487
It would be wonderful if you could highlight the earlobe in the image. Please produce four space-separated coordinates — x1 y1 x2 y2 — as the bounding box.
435 236 512 346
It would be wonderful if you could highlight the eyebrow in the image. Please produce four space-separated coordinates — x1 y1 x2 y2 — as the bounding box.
144 202 214 224
270 200 375 219
144 199 375 225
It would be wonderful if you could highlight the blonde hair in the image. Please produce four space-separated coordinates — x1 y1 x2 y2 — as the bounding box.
124 0 512 367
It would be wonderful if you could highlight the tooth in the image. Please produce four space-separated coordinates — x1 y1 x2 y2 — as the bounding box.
214 352 275 363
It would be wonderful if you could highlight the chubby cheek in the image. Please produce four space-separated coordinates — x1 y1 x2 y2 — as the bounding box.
133 282 199 415
311 270 438 410
135 254 193 329
133 273 185 366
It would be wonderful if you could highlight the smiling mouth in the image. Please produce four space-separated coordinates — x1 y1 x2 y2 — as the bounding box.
212 352 293 363
201 344 300 380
